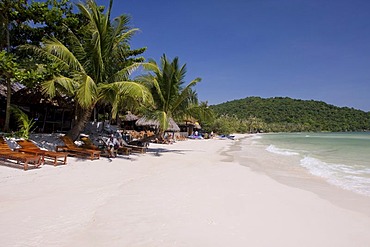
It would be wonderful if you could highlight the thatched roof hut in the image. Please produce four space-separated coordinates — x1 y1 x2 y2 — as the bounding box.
121 111 139 130
177 118 201 136
122 111 139 121
135 117 180 132
0 82 24 99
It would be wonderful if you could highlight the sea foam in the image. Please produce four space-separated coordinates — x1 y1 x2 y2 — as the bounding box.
266 145 299 156
300 156 370 196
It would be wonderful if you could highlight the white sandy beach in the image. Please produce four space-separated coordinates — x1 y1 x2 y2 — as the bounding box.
1 135 370 247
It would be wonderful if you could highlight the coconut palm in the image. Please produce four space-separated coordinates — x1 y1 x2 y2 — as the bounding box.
139 54 213 137
24 0 152 140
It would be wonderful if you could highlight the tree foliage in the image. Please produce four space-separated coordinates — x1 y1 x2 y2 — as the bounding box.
1 0 208 137
10 105 36 139
139 54 212 134
0 0 85 51
22 0 150 139
210 97 370 132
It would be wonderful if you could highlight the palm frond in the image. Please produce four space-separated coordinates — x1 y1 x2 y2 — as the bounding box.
143 110 169 132
20 44 70 71
56 75 81 94
186 104 215 122
106 0 113 23
109 62 141 82
43 38 85 72
115 28 139 45
174 78 201 106
157 111 169 131
76 74 98 108
104 81 153 103
152 78 166 106
41 79 57 98
99 80 153 117
141 61 161 74
42 76 78 97
76 2 92 20
112 14 131 34
10 106 36 139
66 28 87 61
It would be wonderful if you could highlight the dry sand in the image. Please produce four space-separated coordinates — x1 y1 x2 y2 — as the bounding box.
1 135 370 247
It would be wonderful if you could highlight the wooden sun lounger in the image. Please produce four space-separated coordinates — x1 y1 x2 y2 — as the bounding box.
56 136 100 160
117 146 132 155
17 140 68 166
80 136 132 156
79 136 101 151
0 138 41 170
80 136 114 157
121 139 147 154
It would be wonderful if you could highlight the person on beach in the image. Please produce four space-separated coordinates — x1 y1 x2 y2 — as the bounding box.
165 133 174 144
106 134 120 158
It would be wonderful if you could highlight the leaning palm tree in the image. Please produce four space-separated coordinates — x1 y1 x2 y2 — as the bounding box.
24 0 152 140
138 54 213 137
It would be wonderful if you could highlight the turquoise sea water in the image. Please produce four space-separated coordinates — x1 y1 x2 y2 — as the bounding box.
257 132 370 196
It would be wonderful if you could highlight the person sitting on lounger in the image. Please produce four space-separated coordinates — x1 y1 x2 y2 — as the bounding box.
106 134 120 158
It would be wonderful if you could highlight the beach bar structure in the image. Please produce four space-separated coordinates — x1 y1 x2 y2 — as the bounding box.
178 117 202 137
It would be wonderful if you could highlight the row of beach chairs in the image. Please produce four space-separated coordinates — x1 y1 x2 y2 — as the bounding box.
0 135 147 171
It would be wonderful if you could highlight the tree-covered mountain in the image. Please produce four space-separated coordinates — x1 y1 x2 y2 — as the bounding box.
210 97 370 132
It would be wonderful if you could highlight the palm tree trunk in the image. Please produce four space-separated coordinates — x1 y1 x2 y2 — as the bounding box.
67 106 94 141
3 8 11 132
3 77 11 132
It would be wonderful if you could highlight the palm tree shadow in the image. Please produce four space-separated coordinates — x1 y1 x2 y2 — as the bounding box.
147 147 195 157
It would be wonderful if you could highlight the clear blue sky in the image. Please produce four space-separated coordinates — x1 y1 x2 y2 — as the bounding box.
96 0 370 111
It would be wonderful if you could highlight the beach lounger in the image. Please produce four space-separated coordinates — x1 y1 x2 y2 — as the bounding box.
17 140 68 166
80 136 117 157
0 138 41 170
56 136 100 160
92 136 132 157
79 136 101 150
116 145 132 155
120 139 147 154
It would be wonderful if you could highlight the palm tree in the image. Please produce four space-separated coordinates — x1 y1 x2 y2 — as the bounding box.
139 54 213 137
0 0 16 132
0 51 15 132
24 0 152 140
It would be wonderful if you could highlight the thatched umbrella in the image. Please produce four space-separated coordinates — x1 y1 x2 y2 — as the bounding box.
122 111 139 121
166 118 180 132
135 117 180 132
121 111 139 130
135 117 157 128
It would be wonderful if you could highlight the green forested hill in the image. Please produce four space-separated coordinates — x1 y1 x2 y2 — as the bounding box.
210 97 370 132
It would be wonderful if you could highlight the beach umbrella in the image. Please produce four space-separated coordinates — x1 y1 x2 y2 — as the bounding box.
194 122 202 129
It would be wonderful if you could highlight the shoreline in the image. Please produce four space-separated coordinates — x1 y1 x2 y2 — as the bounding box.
1 136 370 246
232 134 370 216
